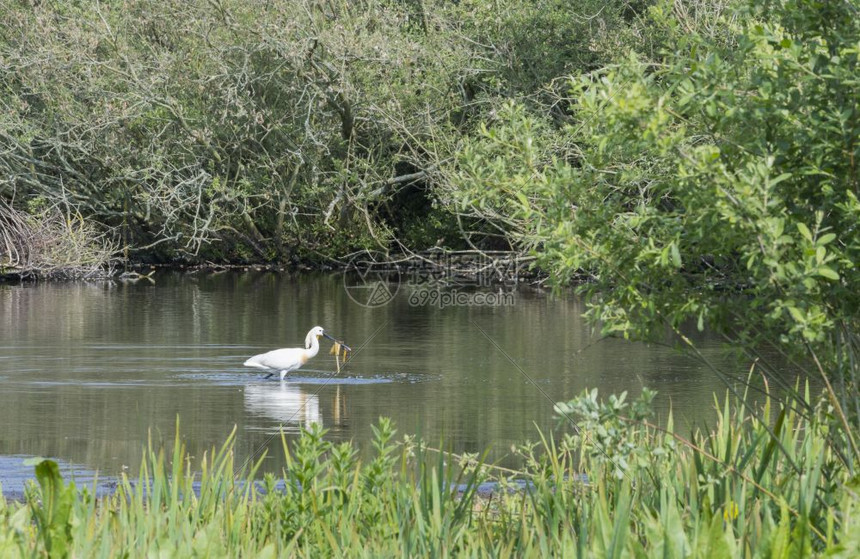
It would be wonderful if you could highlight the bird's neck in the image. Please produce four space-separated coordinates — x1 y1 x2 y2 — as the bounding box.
306 336 320 358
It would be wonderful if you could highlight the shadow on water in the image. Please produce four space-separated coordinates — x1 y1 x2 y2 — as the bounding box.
0 271 807 494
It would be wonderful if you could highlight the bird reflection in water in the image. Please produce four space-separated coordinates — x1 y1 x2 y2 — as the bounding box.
244 382 322 431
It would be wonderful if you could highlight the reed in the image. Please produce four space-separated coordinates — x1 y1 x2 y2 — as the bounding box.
0 390 856 557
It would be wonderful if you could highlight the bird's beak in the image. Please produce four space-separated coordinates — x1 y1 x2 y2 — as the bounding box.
323 331 351 351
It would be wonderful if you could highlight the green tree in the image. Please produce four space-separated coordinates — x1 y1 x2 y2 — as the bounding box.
0 0 658 264
0 1 481 262
449 0 860 450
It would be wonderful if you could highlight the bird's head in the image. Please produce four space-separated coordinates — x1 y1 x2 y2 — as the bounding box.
305 325 336 349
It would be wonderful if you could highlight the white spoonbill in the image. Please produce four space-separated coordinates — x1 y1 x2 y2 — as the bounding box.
244 326 339 380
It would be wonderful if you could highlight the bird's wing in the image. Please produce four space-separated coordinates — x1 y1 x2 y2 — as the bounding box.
244 348 307 371
243 354 271 369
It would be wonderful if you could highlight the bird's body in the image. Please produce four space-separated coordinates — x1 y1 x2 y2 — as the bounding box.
243 347 314 373
244 326 334 380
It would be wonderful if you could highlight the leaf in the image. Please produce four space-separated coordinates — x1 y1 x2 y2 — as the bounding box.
696 514 732 557
796 223 812 242
515 192 530 211
670 242 682 268
30 459 74 557
256 544 278 559
817 266 840 280
769 172 793 187
608 480 632 559
769 504 792 558
787 306 805 323
817 233 836 245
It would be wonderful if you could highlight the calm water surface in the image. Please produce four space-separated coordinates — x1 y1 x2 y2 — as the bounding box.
0 272 799 490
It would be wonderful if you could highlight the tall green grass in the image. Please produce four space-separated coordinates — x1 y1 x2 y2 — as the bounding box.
1 389 858 557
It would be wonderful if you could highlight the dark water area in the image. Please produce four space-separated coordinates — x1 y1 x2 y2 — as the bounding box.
0 271 804 495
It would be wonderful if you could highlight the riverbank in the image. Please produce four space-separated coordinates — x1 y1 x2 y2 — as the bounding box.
1 390 854 557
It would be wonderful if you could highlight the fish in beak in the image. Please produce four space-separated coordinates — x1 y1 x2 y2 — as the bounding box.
323 331 350 351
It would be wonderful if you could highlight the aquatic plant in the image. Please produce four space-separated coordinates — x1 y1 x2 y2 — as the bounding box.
0 389 857 556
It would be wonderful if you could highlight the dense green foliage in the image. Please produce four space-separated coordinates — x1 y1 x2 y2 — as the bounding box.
449 0 860 442
454 0 859 338
2 390 858 557
0 0 647 264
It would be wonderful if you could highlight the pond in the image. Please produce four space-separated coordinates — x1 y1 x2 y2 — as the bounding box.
0 271 800 492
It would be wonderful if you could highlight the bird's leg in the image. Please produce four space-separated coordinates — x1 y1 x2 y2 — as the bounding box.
264 372 274 380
